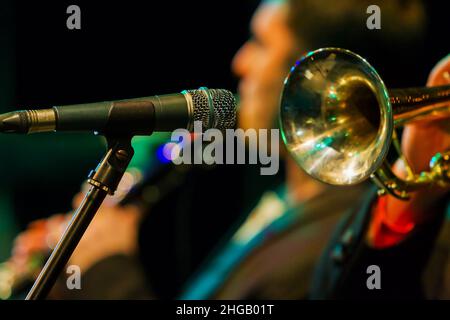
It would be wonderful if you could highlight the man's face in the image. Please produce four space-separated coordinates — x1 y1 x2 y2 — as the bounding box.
233 2 297 131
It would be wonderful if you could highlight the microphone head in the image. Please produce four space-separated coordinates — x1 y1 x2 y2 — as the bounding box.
184 88 236 130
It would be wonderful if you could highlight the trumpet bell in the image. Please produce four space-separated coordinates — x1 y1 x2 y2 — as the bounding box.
280 48 393 185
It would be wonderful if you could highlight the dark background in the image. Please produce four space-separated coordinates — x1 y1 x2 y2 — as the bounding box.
13 1 258 106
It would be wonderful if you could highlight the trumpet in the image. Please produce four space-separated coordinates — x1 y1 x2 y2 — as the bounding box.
279 48 450 199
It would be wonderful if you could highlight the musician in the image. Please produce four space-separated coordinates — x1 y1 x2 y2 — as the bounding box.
9 0 429 299
181 0 433 300
310 56 450 299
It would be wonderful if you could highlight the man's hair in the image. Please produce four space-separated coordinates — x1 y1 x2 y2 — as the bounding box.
285 0 427 87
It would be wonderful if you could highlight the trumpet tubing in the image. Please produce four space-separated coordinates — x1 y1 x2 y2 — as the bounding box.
390 86 450 125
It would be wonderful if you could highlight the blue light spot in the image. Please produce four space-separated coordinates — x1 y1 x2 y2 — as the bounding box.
156 144 172 164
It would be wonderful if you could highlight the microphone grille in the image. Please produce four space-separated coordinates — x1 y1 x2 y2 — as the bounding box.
185 88 236 130
210 89 237 130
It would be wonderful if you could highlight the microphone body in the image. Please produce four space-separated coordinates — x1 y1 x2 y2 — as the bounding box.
0 88 236 135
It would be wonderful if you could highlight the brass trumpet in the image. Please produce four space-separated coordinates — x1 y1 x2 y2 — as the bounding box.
280 48 450 199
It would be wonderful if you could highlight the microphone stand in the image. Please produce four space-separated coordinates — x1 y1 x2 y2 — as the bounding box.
26 136 134 300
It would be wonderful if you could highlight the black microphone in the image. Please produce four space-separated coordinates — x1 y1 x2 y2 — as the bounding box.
0 88 236 135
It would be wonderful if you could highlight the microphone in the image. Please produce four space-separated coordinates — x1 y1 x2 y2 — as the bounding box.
0 88 236 135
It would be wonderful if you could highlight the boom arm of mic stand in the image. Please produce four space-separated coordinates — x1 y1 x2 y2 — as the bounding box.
25 136 135 300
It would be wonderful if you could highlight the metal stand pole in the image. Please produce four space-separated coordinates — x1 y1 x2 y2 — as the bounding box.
26 137 134 300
